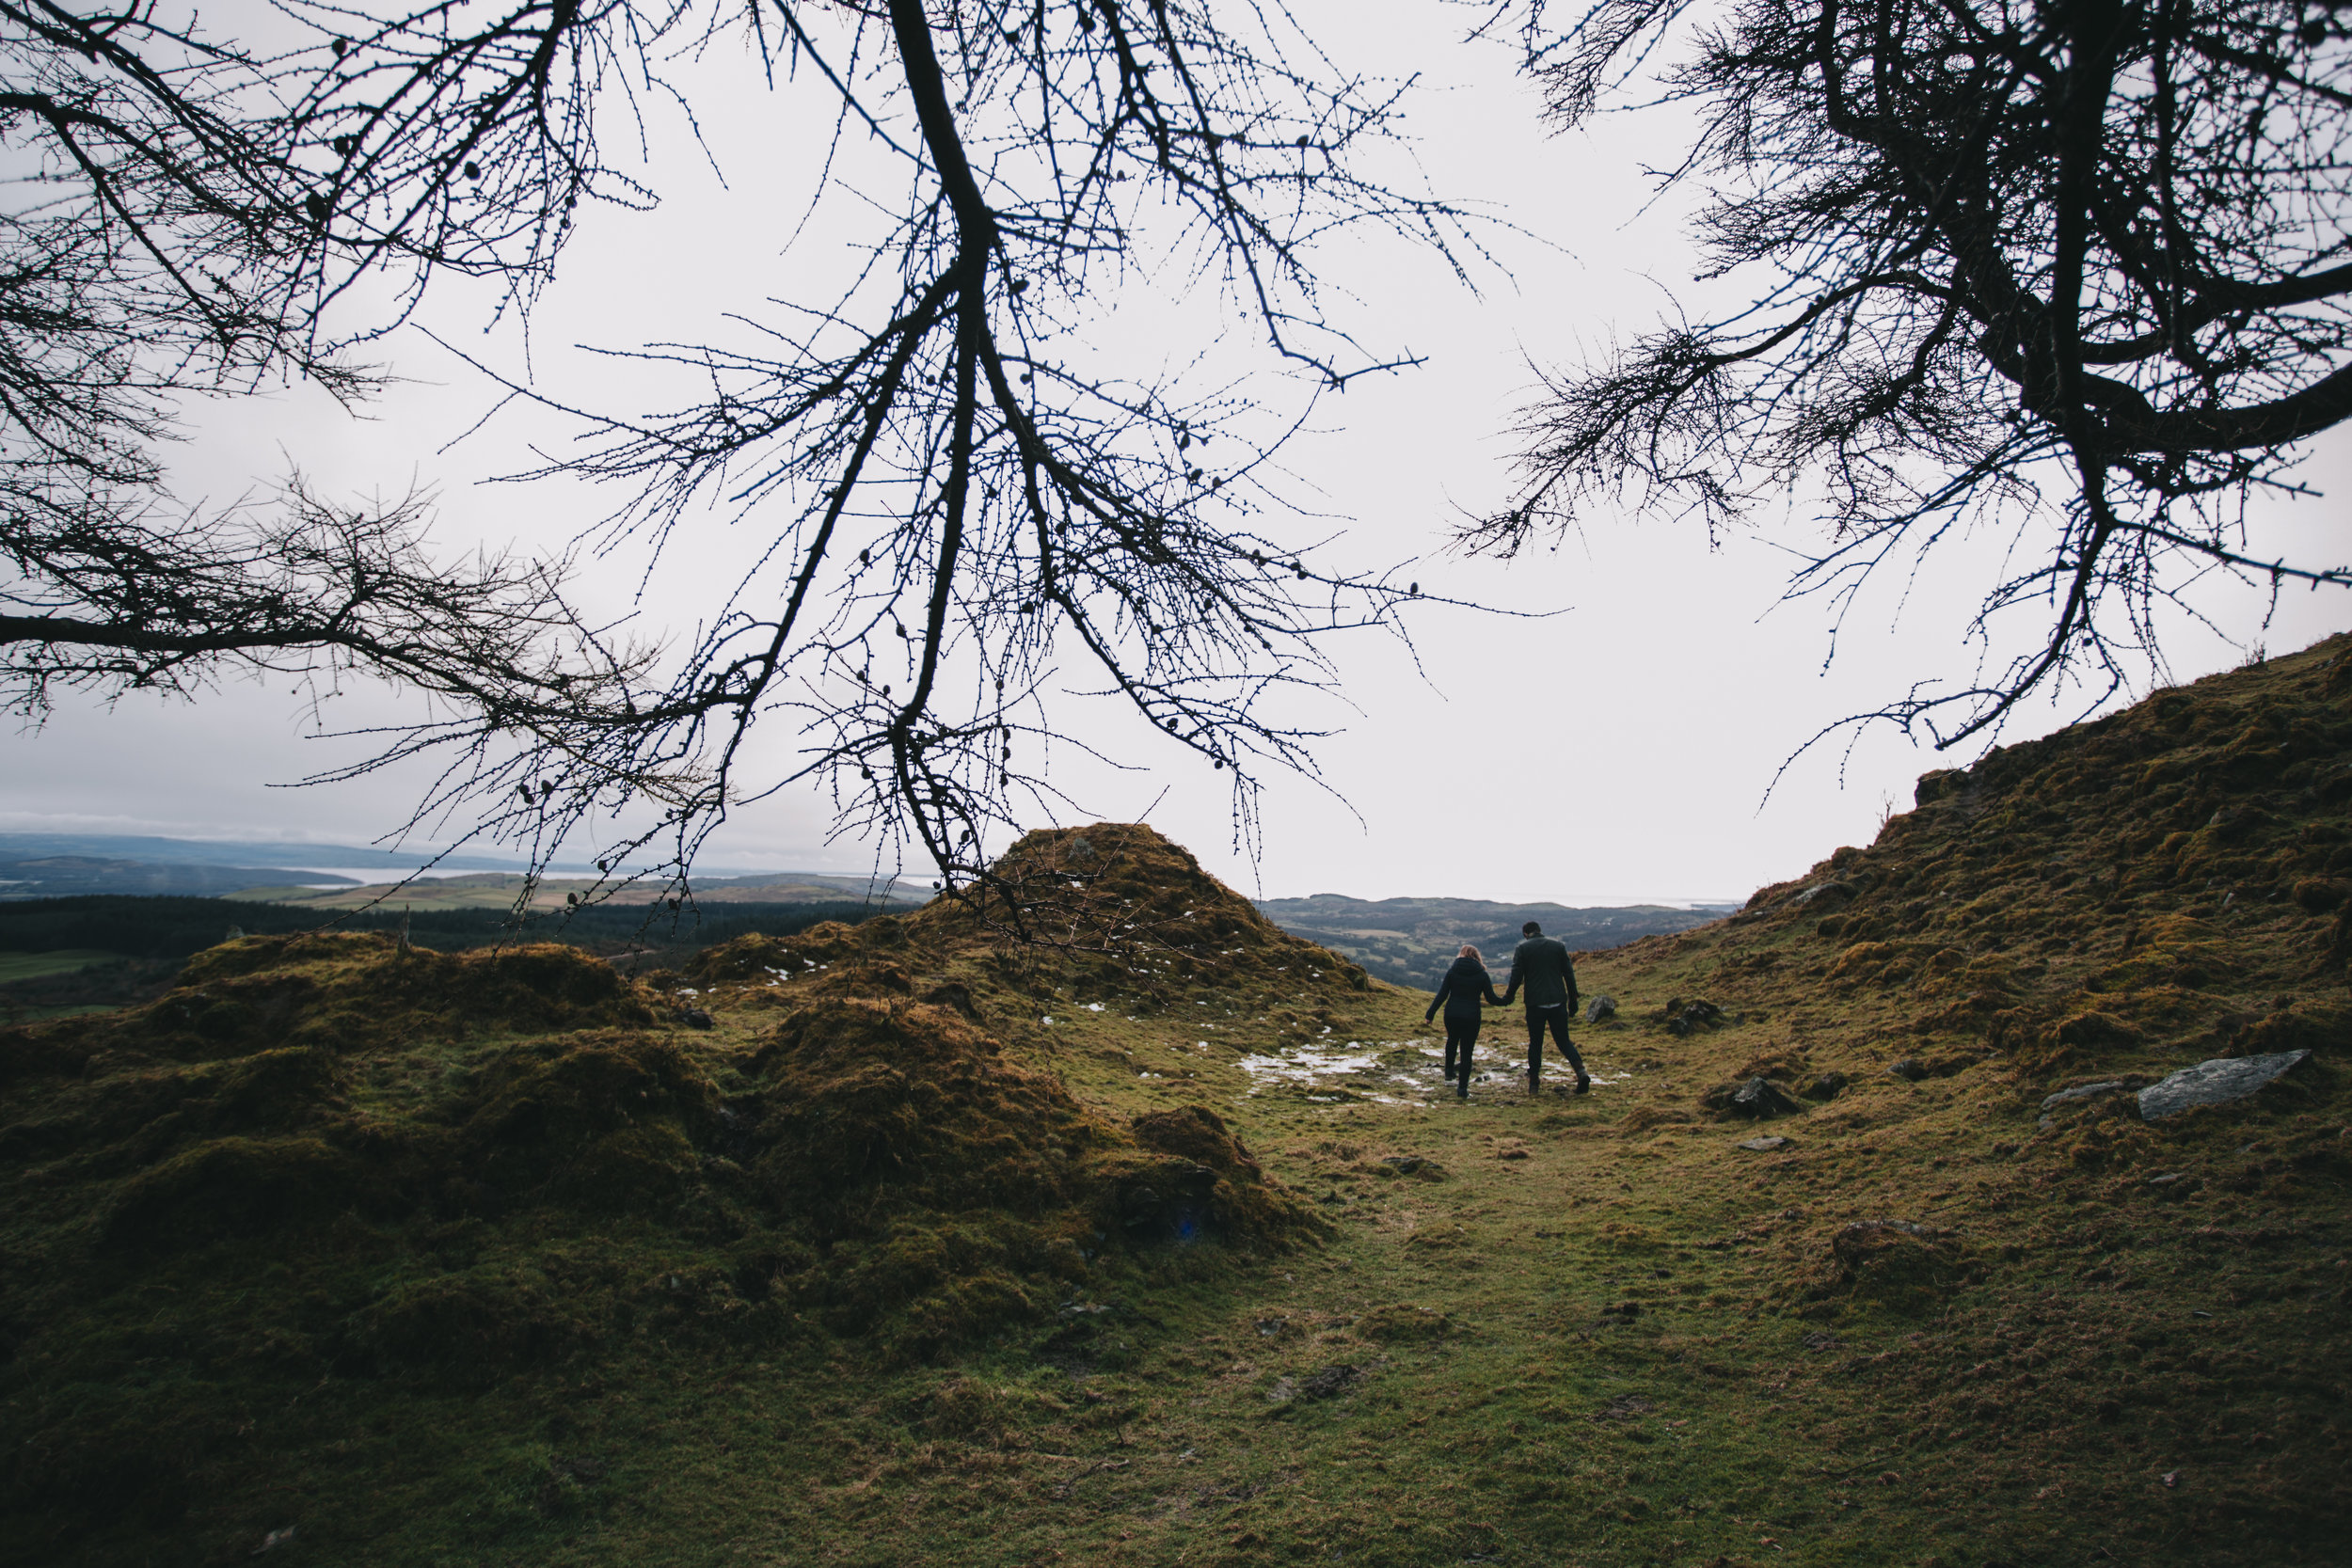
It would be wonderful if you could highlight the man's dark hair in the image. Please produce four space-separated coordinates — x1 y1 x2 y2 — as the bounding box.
1523 921 1541 937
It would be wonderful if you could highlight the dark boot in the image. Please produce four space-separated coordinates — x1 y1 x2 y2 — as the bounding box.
1559 1035 1590 1096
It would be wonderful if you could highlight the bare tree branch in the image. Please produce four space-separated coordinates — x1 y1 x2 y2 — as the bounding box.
1477 0 2352 750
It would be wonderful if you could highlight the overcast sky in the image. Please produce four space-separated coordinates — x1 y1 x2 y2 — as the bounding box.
8 2 2346 905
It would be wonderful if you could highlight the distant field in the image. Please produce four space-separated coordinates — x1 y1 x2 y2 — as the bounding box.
0 1001 119 1022
224 876 547 911
0 948 120 983
235 873 927 912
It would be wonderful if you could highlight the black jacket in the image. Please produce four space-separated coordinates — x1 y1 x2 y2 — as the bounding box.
1426 956 1502 1021
1502 936 1580 1011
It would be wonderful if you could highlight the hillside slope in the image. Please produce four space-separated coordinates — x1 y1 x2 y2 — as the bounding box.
3 648 2348 1568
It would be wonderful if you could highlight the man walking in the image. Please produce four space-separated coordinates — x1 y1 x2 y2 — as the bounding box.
1500 920 1591 1096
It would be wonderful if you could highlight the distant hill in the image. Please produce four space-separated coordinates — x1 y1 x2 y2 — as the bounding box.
1252 893 1734 986
0 832 560 875
0 853 361 899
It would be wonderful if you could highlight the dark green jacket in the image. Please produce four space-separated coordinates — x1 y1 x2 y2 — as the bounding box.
1502 936 1580 1011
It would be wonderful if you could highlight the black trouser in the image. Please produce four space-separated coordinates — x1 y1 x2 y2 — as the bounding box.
1441 1014 1481 1092
1525 1006 1586 1089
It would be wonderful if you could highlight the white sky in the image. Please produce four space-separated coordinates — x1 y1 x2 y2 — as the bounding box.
7 2 2346 905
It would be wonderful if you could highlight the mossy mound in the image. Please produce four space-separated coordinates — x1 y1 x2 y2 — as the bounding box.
935 822 1372 989
739 1000 1317 1352
0 850 1337 1551
662 826 1381 1053
8 932 660 1075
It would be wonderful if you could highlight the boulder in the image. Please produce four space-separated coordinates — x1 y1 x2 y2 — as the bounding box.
2137 1050 2311 1120
1737 1134 1791 1152
1584 994 1617 1023
1887 1058 1929 1082
1730 1075 1802 1119
1801 1071 1849 1101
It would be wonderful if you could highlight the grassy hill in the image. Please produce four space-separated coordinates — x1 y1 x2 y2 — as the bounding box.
4 641 2349 1566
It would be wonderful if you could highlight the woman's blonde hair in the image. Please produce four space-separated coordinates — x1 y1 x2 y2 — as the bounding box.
1458 944 1482 961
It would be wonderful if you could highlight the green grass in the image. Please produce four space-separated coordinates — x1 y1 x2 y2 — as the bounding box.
0 948 119 983
8 639 2352 1567
10 938 2338 1568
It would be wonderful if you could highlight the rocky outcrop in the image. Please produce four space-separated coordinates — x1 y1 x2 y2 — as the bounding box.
2138 1051 2311 1119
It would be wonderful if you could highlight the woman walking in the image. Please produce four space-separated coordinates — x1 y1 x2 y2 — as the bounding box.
1424 944 1503 1100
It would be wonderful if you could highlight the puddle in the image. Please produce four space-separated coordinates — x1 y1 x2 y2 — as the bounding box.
1236 1037 1635 1107
1236 1038 1444 1103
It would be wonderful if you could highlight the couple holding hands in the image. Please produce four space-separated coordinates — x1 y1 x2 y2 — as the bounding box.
1422 921 1591 1101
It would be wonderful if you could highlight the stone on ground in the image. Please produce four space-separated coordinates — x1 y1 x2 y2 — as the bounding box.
2137 1051 2310 1120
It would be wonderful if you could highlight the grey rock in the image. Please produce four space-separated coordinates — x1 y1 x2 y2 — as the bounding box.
678 1006 715 1030
2138 1051 2311 1120
1584 994 1618 1023
1888 1058 1930 1082
2042 1080 2125 1110
1786 880 1855 909
1737 1135 1791 1152
1802 1070 1849 1101
1731 1075 1802 1118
